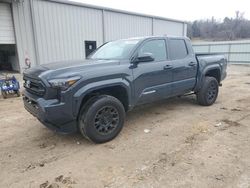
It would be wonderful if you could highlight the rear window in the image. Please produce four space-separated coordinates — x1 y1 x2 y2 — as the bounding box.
169 39 188 60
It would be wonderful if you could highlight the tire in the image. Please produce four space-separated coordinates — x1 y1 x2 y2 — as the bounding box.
78 95 125 143
196 77 219 106
15 90 20 97
1 90 7 99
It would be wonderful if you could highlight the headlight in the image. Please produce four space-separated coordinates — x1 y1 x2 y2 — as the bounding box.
48 76 81 90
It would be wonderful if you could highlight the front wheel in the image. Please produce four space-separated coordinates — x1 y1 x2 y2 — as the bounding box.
78 95 125 143
15 90 20 97
196 77 219 106
1 90 7 99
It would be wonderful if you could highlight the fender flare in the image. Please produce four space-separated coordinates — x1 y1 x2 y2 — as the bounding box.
195 64 221 92
72 78 131 117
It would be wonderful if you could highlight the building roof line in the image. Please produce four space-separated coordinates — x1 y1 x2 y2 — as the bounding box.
43 0 187 24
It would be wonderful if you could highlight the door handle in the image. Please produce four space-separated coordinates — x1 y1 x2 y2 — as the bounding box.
163 64 173 70
189 62 196 66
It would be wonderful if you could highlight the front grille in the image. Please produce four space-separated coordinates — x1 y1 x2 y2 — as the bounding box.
23 77 45 96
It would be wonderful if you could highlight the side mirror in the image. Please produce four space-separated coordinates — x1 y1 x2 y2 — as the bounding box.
136 53 155 63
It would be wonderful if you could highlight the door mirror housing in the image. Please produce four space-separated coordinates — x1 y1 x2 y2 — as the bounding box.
135 53 155 63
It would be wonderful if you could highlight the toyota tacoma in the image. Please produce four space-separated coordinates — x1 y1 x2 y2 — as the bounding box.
23 36 227 143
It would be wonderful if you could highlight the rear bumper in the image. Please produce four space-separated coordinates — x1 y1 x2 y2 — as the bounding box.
23 91 77 134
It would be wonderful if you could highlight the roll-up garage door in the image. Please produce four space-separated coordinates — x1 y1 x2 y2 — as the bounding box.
0 3 15 44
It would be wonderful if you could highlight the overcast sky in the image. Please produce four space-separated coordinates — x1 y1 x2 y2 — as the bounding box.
70 0 250 22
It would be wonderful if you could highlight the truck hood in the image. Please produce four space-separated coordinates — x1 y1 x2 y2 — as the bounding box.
24 59 120 79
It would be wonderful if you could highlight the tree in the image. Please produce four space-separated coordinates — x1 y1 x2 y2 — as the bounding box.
189 11 250 41
192 21 200 38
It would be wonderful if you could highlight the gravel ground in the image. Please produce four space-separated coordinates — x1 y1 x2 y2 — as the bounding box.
0 65 250 188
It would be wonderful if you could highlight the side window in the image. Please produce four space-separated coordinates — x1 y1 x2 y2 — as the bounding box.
139 40 167 62
169 39 188 60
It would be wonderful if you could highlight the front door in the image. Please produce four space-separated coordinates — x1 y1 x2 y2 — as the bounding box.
132 39 173 105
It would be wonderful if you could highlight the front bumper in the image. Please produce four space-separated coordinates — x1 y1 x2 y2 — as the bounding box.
23 90 77 134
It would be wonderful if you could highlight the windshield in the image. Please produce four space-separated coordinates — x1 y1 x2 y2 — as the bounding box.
89 39 140 60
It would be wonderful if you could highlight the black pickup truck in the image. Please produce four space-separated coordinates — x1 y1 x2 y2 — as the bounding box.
23 36 227 143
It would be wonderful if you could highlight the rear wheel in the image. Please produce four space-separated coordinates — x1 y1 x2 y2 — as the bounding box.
196 77 219 106
78 95 125 143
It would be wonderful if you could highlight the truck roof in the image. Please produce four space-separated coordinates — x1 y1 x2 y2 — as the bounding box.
120 36 189 41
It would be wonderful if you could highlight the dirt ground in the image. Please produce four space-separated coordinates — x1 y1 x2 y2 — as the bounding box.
0 65 250 188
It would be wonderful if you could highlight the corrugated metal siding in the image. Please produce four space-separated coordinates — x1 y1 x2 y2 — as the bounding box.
10 0 186 72
193 41 250 63
193 45 209 53
104 11 152 41
230 43 250 52
32 0 186 64
0 3 15 44
12 0 37 71
209 44 228 52
153 19 184 36
32 0 103 64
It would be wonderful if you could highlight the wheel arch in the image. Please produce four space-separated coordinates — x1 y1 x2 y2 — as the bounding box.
73 79 131 118
205 68 221 83
195 65 221 92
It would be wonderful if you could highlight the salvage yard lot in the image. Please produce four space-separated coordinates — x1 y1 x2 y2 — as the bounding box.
0 65 250 188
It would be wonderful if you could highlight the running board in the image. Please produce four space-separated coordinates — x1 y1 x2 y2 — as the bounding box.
178 92 195 98
183 92 195 96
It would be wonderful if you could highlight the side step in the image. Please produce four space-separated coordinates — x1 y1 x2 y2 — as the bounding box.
178 92 195 98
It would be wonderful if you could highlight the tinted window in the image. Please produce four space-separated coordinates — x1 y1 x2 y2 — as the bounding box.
139 40 167 62
169 39 188 60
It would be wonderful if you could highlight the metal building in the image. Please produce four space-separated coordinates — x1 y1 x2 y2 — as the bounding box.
0 0 187 72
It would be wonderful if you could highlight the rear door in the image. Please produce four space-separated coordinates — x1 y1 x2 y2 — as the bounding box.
168 38 197 95
132 39 173 105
